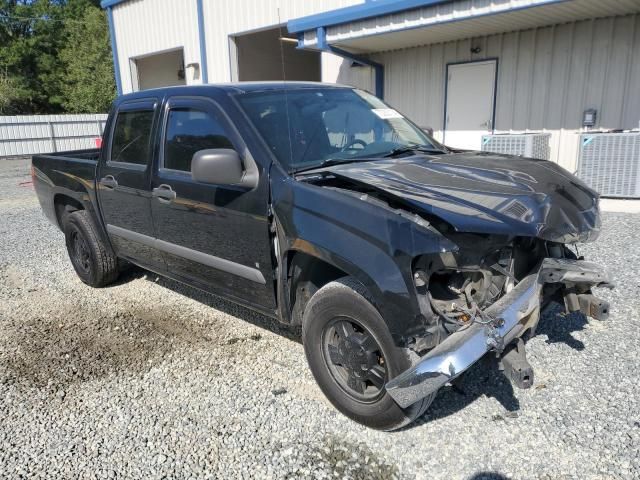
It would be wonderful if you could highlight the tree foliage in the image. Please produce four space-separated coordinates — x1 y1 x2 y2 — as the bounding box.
0 0 115 114
59 7 115 112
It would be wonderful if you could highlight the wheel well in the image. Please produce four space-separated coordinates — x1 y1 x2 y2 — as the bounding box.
287 251 347 326
54 194 84 228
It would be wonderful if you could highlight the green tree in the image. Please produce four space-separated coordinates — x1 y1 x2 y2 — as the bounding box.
59 6 115 113
0 0 114 114
0 0 67 113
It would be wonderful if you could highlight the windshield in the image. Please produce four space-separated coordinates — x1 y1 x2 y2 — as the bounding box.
236 87 443 173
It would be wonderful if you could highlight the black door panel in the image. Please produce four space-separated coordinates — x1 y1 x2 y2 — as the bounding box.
151 97 275 310
97 99 165 271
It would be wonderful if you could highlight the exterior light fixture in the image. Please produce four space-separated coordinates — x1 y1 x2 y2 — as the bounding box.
185 62 201 81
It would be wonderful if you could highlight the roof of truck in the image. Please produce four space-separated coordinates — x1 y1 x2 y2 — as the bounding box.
119 81 351 101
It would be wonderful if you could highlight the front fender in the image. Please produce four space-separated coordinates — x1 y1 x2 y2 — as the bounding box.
272 170 457 344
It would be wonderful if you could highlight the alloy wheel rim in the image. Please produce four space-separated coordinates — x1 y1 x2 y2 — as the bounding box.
71 230 91 274
322 317 388 402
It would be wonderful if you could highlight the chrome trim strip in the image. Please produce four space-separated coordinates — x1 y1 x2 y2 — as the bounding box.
106 224 266 285
107 224 154 247
155 239 266 284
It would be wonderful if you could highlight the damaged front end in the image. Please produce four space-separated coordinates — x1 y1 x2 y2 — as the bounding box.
386 238 612 408
292 152 612 410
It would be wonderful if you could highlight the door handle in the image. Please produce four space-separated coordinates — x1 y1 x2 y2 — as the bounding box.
152 184 176 203
99 175 118 189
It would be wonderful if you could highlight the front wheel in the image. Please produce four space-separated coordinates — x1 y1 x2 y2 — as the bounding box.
302 277 434 431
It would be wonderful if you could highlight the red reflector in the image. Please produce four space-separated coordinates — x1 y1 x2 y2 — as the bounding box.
95 137 103 148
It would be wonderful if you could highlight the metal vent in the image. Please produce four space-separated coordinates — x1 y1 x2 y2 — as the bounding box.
481 133 551 160
503 200 529 220
577 133 640 198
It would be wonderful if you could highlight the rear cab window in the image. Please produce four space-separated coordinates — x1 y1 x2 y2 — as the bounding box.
108 99 157 168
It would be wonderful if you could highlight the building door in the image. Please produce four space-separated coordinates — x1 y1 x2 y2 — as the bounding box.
231 27 320 82
444 60 496 150
133 49 187 91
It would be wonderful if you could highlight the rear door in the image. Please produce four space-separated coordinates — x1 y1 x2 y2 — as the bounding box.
150 96 275 310
97 98 165 271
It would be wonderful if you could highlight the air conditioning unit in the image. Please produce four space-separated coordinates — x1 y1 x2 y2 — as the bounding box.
576 132 640 198
481 133 551 160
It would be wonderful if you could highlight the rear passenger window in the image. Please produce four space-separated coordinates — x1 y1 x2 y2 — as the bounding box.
110 109 154 165
164 108 234 172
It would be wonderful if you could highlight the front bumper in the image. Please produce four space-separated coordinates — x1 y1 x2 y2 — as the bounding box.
385 258 610 408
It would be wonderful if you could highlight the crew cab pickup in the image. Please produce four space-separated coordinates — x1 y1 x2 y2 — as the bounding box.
32 83 612 430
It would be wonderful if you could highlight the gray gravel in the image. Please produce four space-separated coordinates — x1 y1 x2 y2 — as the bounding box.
1 157 639 479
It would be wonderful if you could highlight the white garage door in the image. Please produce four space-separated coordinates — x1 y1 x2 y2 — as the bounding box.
444 60 497 151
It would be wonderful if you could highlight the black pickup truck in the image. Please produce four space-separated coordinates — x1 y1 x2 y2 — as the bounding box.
33 82 611 430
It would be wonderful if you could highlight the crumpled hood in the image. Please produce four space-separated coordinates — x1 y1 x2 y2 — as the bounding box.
321 152 601 243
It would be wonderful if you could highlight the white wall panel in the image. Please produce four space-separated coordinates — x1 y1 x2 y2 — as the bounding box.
112 0 201 93
112 0 363 93
200 0 362 84
333 14 640 171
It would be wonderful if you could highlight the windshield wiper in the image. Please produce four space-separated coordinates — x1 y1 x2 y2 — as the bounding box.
292 158 378 174
383 144 448 158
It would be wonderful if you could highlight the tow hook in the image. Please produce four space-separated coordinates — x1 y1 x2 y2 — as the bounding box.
499 338 534 389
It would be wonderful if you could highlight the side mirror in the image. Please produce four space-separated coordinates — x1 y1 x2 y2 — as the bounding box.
191 148 244 185
422 126 434 137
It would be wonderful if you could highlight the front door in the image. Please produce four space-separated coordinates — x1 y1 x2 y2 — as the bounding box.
97 98 166 272
444 60 496 150
150 96 275 311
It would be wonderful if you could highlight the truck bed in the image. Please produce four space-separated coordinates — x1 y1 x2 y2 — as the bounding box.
31 148 102 230
34 148 101 162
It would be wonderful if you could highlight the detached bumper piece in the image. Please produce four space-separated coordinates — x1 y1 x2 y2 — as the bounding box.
385 258 610 409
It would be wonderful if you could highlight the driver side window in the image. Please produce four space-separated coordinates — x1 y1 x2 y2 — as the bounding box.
163 107 234 172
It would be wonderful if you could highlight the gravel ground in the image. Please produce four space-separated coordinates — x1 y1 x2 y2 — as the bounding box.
0 157 638 480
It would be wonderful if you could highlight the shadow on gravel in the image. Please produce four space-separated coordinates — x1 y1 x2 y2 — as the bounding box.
1 284 236 389
148 275 303 345
400 356 520 431
301 436 400 479
536 303 588 351
404 305 592 429
107 264 302 344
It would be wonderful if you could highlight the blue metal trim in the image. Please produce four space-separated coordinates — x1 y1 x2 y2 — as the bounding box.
196 0 209 83
100 0 128 8
310 27 384 99
297 0 570 48
288 0 453 33
106 7 122 95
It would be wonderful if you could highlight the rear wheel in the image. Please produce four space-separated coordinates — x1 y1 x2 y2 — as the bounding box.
63 210 119 287
302 277 434 430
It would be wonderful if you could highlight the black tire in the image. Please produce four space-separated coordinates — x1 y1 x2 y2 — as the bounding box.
63 210 119 287
302 277 434 431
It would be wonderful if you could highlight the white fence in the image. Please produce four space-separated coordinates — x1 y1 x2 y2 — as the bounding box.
0 114 108 157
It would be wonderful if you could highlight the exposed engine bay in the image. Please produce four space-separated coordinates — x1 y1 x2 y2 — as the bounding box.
409 234 590 353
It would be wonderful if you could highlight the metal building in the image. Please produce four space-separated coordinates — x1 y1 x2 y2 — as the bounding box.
103 0 640 193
